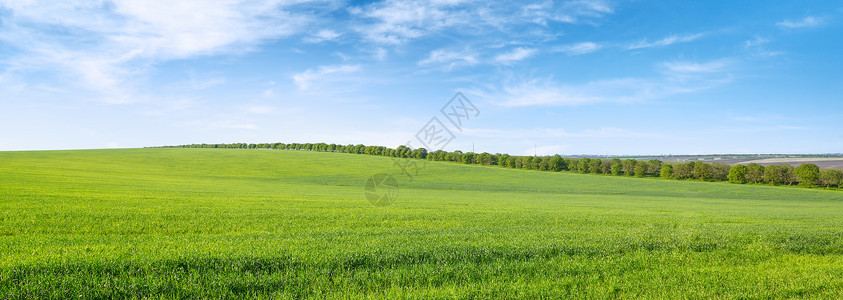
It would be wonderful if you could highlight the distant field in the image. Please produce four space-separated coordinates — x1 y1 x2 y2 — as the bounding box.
2 148 843 298
737 158 843 169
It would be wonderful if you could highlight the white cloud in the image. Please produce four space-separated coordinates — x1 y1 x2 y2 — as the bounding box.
627 33 704 50
743 36 784 57
350 0 473 44
418 49 477 70
303 29 342 43
0 0 328 103
240 105 276 115
554 42 601 55
661 60 729 73
484 59 732 107
522 0 613 25
777 16 823 28
495 47 536 64
292 64 361 90
351 0 614 45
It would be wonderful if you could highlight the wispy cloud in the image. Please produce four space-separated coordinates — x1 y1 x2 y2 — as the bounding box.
777 16 823 28
292 64 361 90
484 58 732 107
0 0 328 103
553 42 602 55
627 33 704 50
661 59 729 73
743 36 785 57
495 47 537 64
303 29 342 43
351 0 615 45
418 49 478 70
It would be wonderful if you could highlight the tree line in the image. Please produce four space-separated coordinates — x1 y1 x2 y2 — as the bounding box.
158 143 843 189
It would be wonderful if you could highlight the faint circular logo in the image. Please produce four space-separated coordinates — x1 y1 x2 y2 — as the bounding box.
364 173 399 206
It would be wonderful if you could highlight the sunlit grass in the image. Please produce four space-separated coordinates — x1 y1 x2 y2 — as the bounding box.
1 148 842 298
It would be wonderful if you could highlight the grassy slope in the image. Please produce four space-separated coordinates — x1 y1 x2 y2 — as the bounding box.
1 148 842 298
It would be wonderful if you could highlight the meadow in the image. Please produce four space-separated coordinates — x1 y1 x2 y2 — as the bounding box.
1 148 843 298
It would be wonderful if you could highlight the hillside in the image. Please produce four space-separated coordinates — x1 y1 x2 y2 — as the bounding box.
2 148 843 298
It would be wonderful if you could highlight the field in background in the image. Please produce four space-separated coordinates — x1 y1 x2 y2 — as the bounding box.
607 154 843 169
2 148 843 298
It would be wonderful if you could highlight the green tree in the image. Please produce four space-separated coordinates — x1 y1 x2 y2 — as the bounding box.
548 155 563 171
660 164 674 179
538 156 550 171
578 158 591 174
763 165 784 185
728 165 748 184
711 163 731 181
674 162 694 180
780 164 796 185
601 159 613 174
693 162 713 181
622 159 637 176
745 163 765 183
633 161 647 177
611 162 623 176
647 160 663 177
819 169 843 187
794 163 820 186
589 159 604 174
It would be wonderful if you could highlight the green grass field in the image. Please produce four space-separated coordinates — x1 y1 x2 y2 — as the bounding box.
2 148 843 298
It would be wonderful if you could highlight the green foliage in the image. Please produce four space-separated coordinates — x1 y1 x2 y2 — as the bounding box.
611 162 623 176
795 163 821 186
1 149 843 298
820 169 843 187
622 159 637 176
660 164 674 179
746 163 765 184
633 161 647 178
728 165 748 184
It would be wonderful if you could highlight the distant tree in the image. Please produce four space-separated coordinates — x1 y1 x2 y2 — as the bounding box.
539 156 550 171
531 156 541 170
578 158 591 174
647 160 663 177
590 159 604 174
499 154 511 167
559 158 571 172
819 169 843 188
660 164 674 179
711 163 731 181
622 159 637 176
601 159 613 174
745 163 765 184
728 165 748 184
548 155 563 171
693 162 713 181
794 163 821 186
633 161 647 177
674 162 694 180
611 162 623 176
780 164 796 185
763 165 784 185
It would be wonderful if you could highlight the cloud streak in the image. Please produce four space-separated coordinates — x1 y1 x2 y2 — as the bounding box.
627 33 704 50
484 58 733 107
495 47 537 64
777 16 823 28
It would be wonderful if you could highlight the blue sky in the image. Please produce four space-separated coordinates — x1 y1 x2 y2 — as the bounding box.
1 0 841 155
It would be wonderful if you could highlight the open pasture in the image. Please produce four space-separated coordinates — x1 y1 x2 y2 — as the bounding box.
1 148 843 298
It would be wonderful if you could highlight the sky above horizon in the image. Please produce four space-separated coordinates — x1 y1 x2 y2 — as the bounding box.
1 0 842 155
